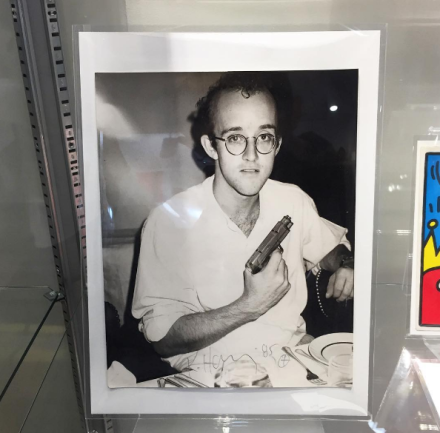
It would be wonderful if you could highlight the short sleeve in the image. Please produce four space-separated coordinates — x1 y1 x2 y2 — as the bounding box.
302 194 350 267
131 207 203 342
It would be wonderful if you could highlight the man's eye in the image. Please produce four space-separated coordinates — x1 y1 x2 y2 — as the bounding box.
259 134 270 141
228 135 240 142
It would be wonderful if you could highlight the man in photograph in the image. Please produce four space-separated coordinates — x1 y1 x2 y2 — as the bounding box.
131 72 354 386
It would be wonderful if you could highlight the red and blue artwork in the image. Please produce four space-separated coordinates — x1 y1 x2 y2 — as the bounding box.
420 153 440 326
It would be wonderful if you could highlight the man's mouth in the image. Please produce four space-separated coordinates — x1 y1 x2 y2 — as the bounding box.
241 169 260 173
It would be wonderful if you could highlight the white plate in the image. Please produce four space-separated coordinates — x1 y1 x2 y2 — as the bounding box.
308 333 353 365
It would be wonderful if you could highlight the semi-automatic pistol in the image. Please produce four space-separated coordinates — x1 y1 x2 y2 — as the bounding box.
245 215 293 274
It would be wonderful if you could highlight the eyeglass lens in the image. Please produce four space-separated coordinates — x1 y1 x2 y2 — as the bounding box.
225 134 275 155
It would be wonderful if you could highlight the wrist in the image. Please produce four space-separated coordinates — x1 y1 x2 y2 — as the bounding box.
234 295 262 322
340 255 354 269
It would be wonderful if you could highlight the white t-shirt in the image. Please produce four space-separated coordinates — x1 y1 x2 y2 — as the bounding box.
132 175 349 374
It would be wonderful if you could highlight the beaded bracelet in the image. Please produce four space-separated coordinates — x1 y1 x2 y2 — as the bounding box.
315 269 329 318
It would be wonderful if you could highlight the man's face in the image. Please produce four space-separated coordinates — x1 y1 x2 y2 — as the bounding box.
208 89 281 198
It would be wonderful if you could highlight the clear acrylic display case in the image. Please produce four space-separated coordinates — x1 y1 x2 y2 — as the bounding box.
2 0 440 432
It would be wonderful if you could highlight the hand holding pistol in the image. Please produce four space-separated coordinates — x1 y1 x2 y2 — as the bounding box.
246 216 293 274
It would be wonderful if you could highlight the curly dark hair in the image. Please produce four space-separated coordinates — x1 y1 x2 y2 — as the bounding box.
195 72 279 140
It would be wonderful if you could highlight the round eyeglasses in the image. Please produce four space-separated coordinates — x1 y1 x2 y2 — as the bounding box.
213 133 277 156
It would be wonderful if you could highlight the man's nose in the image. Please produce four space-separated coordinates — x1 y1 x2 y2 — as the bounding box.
243 138 258 162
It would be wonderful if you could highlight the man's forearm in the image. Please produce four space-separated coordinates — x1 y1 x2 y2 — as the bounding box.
152 297 259 358
319 244 353 273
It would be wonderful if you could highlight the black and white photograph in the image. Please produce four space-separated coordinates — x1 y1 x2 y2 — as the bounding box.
80 31 379 414
100 70 357 389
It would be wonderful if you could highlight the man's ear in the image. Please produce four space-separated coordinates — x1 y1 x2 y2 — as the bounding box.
201 135 218 160
275 136 282 156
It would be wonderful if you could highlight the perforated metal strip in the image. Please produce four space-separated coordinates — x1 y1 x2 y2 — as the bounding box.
10 1 87 431
10 2 65 287
42 0 87 264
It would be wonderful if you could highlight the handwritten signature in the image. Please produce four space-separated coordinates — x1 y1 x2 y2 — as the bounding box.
184 344 291 373
262 344 291 368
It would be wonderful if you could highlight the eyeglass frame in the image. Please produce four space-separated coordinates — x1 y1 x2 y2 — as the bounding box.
210 132 279 156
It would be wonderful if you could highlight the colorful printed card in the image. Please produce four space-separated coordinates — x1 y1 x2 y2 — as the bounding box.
410 140 440 334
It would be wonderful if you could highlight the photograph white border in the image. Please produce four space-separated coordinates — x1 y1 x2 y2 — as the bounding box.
79 31 381 415
410 139 440 336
